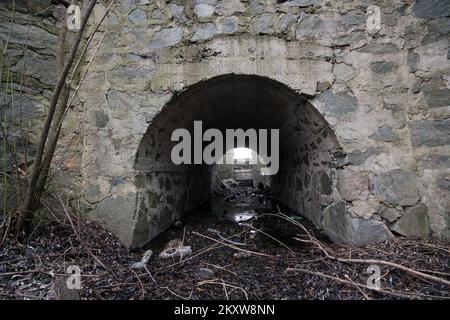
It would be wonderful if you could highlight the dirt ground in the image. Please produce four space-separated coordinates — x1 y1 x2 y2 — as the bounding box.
0 187 450 300
1 187 449 300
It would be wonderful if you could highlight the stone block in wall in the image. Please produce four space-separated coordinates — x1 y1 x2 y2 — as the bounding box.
345 147 381 166
191 23 219 42
322 201 394 245
356 43 400 55
194 3 215 20
416 154 450 170
414 0 450 19
379 203 403 223
0 22 57 51
216 16 240 34
147 27 183 49
369 125 400 143
349 196 379 220
370 169 421 206
215 0 247 17
370 61 397 74
12 52 57 86
333 63 358 84
317 89 358 117
337 168 368 201
410 119 450 148
250 13 275 35
390 203 430 238
422 18 450 45
420 80 450 109
0 93 43 120
91 194 137 247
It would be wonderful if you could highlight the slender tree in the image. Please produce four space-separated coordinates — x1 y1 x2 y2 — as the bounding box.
16 0 97 235
35 0 116 201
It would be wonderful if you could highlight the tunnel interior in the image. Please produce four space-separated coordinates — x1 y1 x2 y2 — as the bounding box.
213 148 267 189
133 74 342 247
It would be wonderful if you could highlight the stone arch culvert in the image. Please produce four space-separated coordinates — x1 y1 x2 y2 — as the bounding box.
54 1 449 249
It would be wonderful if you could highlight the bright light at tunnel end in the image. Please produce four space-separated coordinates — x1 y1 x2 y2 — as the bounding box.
233 147 252 160
170 121 279 175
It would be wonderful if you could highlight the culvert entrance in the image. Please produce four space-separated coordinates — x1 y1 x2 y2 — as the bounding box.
133 74 342 248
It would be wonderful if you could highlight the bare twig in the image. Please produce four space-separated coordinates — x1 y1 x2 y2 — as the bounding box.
286 267 448 300
196 280 249 300
270 210 450 288
192 231 273 258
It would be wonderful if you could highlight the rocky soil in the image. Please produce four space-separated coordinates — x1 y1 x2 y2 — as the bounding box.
0 187 449 300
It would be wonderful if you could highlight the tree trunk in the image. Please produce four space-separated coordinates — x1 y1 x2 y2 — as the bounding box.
35 15 70 201
16 0 97 236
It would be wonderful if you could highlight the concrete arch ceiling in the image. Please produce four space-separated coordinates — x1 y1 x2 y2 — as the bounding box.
135 74 340 172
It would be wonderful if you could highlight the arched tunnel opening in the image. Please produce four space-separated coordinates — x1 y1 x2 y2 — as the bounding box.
133 74 342 248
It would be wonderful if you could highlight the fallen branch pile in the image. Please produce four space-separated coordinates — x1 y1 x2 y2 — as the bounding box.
0 207 449 300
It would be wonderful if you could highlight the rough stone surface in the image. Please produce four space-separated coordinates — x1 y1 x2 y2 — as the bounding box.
337 169 368 201
317 90 358 117
333 63 358 83
414 0 450 19
411 120 450 148
347 147 380 166
407 51 420 73
281 0 319 7
296 14 324 39
194 4 215 19
356 43 400 54
12 52 57 86
128 8 147 24
379 203 403 223
422 18 450 45
370 170 421 207
251 13 274 34
191 23 218 41
421 82 450 109
370 61 396 74
220 16 239 34
323 202 394 245
148 27 183 49
215 0 246 16
350 198 378 220
280 13 298 33
391 204 430 238
342 12 364 26
0 23 57 50
169 3 187 22
369 126 400 143
3 0 449 248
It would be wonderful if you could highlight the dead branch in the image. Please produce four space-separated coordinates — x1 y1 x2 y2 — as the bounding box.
207 228 249 246
129 268 145 300
157 229 251 271
286 267 448 300
268 210 450 288
196 279 249 300
334 257 450 287
192 231 273 258
248 225 296 255
162 286 193 300
344 274 371 300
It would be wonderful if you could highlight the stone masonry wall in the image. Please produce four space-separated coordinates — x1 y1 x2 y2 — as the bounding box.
1 0 449 247
0 1 80 212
